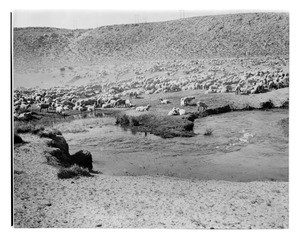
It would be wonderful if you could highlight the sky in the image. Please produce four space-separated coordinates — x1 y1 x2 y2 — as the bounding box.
12 10 271 29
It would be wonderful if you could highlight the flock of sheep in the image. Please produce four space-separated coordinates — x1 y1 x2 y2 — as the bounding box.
102 67 288 96
13 66 288 120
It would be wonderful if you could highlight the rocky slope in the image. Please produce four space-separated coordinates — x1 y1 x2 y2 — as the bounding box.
14 12 289 72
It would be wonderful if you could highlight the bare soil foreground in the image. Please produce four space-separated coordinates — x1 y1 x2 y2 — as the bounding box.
14 134 288 229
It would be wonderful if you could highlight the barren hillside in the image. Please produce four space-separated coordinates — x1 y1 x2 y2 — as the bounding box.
14 12 289 72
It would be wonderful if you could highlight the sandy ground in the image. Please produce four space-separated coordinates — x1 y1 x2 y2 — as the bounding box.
13 134 288 229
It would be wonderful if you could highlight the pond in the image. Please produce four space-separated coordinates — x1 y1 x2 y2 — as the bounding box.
61 109 288 182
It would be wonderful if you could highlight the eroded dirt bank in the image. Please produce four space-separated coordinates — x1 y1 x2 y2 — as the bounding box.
14 133 288 228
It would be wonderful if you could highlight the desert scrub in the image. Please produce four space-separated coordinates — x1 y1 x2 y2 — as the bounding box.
38 128 62 139
15 121 45 134
204 128 213 136
54 125 88 134
260 100 275 109
57 164 91 179
115 114 140 127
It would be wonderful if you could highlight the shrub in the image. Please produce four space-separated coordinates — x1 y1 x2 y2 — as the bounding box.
130 117 140 126
204 128 213 136
39 128 62 139
115 114 130 126
183 122 194 131
30 125 45 134
15 123 35 133
57 164 91 179
260 100 274 109
15 123 45 134
70 150 93 170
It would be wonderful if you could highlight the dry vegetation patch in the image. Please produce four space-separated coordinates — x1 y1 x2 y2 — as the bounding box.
57 164 92 179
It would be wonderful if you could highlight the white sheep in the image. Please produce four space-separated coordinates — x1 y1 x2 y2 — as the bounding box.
159 98 170 104
196 102 208 112
136 105 151 112
180 96 195 106
56 105 64 114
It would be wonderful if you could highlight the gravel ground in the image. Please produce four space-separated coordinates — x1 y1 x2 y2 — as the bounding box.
13 134 288 228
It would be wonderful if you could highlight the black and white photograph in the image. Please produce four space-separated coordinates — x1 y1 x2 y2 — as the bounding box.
10 3 292 230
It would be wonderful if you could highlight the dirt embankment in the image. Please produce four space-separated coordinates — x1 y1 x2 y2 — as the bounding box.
14 133 288 228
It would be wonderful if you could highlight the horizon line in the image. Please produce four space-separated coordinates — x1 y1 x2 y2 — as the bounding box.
13 10 288 30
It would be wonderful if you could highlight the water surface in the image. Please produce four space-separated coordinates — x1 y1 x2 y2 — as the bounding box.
62 110 288 182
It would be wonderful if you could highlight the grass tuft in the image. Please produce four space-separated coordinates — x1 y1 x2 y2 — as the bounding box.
15 122 45 134
57 164 91 179
204 128 213 136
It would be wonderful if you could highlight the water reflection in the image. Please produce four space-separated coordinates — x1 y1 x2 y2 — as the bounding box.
71 111 107 120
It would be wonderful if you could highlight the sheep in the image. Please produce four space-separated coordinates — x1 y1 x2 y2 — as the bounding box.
37 103 50 112
63 105 71 111
87 103 96 112
78 106 87 111
17 112 34 121
73 105 80 111
179 109 186 115
114 99 126 108
19 103 31 112
14 105 20 112
197 102 208 112
129 91 138 98
109 99 117 107
136 105 151 112
35 95 42 102
180 96 195 106
168 107 179 116
62 100 75 107
168 107 186 116
125 99 133 107
60 111 67 118
44 97 53 104
235 85 241 95
56 105 64 114
268 81 277 90
159 98 170 104
102 103 111 108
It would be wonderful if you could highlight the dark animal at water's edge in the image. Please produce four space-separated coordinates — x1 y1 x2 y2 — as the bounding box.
197 102 208 112
38 103 50 112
